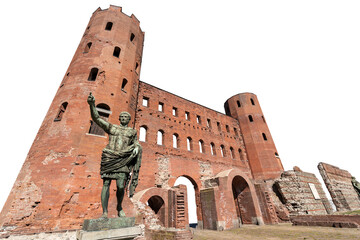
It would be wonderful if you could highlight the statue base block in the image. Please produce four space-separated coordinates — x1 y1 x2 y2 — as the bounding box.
82 217 136 231
78 217 141 240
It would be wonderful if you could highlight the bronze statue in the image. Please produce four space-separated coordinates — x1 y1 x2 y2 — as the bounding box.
352 177 360 197
87 92 142 218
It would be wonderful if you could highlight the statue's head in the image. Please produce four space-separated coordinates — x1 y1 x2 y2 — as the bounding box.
119 111 131 126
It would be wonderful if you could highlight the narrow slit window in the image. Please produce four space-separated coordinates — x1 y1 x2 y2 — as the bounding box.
251 98 255 105
139 126 147 142
234 128 239 137
88 68 99 81
84 42 92 53
185 111 190 120
105 22 113 31
130 33 135 42
199 140 205 153
237 100 241 107
187 137 192 151
217 122 221 132
275 152 280 158
121 78 128 91
142 97 149 107
89 103 111 136
113 47 121 58
248 115 254 122
210 142 216 155
135 62 139 73
157 130 164 145
262 133 268 141
239 149 244 161
172 107 177 117
54 102 68 122
158 102 164 112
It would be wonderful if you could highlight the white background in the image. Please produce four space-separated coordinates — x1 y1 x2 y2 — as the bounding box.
1 1 360 222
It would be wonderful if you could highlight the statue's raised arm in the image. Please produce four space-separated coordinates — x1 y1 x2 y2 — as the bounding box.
87 92 110 131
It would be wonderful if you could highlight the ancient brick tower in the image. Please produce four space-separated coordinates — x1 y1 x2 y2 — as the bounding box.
0 6 144 233
225 93 284 180
0 5 290 236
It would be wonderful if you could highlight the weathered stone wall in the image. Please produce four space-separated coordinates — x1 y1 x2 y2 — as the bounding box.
291 215 360 228
318 162 360 211
273 168 331 215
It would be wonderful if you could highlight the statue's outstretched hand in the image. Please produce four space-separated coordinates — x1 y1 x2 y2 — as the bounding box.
87 92 95 105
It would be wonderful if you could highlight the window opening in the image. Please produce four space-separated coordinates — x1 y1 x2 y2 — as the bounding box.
251 98 255 105
185 111 190 120
121 79 128 91
248 115 254 122
207 119 211 128
220 145 225 157
113 46 121 58
157 130 164 145
199 140 204 153
158 102 164 112
210 142 216 155
105 22 113 31
130 33 135 42
217 122 221 132
187 137 192 151
262 116 266 123
84 42 92 53
88 68 99 81
54 102 68 121
237 100 241 107
226 125 230 133
234 128 239 137
173 134 179 148
196 115 201 124
172 107 177 117
238 149 244 161
139 126 147 142
230 147 235 159
142 97 149 107
262 133 268 141
135 62 139 73
89 103 111 136
275 152 280 158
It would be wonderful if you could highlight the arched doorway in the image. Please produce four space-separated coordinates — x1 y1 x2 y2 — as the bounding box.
232 175 257 225
147 195 165 226
174 176 199 228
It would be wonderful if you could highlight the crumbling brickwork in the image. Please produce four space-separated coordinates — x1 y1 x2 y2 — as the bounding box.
318 162 360 211
1 5 290 236
273 167 331 216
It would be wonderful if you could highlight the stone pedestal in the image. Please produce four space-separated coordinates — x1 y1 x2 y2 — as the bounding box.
77 217 142 240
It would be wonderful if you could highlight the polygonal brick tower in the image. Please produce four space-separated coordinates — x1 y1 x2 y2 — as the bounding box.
225 93 284 180
0 5 144 233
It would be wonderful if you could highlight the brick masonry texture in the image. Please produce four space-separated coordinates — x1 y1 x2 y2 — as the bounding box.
318 162 360 211
290 215 360 228
0 5 319 237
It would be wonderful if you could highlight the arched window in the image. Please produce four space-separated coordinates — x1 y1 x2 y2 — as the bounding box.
248 115 254 122
210 142 216 155
230 147 235 159
262 133 268 141
199 140 205 153
238 149 244 161
157 130 164 145
54 102 68 122
234 127 239 137
88 103 111 136
220 145 226 157
113 46 121 58
173 133 179 148
187 137 192 151
130 33 135 42
88 68 99 81
237 100 241 107
84 42 92 53
251 98 255 105
105 22 113 31
226 125 230 133
139 126 147 142
121 78 128 91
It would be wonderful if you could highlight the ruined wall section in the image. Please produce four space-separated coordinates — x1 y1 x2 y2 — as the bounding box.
318 162 360 211
274 168 330 216
135 82 252 192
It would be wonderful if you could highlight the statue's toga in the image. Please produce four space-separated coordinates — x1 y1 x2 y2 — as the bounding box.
87 92 142 218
